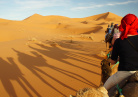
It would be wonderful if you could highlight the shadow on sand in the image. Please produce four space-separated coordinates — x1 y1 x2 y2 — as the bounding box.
1 45 100 97
0 57 41 97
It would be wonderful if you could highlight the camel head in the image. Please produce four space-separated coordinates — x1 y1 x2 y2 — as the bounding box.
101 59 110 66
100 59 112 84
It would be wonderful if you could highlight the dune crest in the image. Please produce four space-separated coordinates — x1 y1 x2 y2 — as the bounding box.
23 13 70 23
24 13 43 20
85 12 122 21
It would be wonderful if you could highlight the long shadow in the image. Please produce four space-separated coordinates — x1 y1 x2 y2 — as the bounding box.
31 49 98 87
12 48 80 96
70 51 104 61
55 40 105 64
55 41 101 68
0 57 41 97
28 44 100 87
47 65 98 87
91 54 104 60
66 53 100 68
29 44 100 75
55 40 93 52
55 40 105 55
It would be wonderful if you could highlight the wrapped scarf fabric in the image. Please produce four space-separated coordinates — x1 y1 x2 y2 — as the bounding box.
119 14 138 40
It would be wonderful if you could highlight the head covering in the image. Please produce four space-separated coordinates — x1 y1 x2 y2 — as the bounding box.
119 14 138 40
114 24 118 28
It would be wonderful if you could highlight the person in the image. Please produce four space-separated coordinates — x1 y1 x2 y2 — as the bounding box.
105 25 111 34
104 13 138 90
110 22 114 30
105 24 112 49
105 23 115 48
111 31 121 45
111 24 121 45
112 24 119 35
108 23 119 48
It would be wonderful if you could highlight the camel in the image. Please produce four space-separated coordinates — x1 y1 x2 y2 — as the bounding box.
108 71 138 97
100 57 138 97
100 57 119 86
69 55 116 97
100 48 119 85
100 59 112 85
70 61 138 97
70 86 109 97
69 52 117 97
70 50 138 97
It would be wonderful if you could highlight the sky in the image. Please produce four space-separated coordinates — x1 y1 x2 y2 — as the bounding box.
0 0 138 20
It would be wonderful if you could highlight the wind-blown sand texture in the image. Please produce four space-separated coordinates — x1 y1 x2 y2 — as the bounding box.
0 12 122 97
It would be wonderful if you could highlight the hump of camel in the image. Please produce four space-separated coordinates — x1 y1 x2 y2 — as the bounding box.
70 86 109 97
108 71 138 97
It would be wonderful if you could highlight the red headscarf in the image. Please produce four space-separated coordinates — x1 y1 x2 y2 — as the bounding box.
119 14 138 40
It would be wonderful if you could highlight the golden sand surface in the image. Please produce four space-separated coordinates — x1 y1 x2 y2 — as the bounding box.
0 12 122 97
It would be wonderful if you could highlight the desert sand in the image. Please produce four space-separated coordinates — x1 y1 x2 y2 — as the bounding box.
0 12 122 97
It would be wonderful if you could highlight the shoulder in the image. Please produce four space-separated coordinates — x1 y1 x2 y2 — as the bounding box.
127 35 138 40
129 35 138 38
114 38 121 46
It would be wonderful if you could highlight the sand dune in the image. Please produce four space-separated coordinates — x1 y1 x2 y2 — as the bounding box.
23 14 71 24
85 12 122 21
0 12 122 97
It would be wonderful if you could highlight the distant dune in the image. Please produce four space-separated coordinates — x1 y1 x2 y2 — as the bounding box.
0 12 122 97
0 12 122 42
85 12 122 21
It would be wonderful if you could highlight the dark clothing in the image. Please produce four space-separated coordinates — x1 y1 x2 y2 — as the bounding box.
111 35 138 71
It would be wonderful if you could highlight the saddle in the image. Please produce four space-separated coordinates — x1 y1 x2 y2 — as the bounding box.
108 71 138 97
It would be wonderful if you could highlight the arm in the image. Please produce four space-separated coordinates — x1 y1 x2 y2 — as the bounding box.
111 39 120 65
111 36 115 46
110 59 118 72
